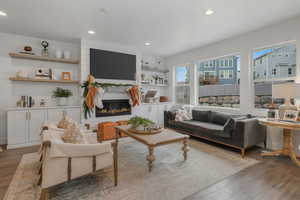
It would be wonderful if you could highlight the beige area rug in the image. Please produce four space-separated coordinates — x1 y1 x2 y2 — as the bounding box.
4 138 259 200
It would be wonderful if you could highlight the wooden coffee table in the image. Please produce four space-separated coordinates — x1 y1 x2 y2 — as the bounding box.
115 126 190 172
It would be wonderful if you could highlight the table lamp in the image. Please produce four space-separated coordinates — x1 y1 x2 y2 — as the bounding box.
272 82 300 119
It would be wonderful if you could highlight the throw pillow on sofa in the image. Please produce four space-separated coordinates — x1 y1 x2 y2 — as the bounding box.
62 121 87 144
57 114 74 129
223 118 235 136
175 109 192 121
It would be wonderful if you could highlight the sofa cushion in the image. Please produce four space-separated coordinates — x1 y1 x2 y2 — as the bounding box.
192 110 211 122
210 111 233 126
180 120 231 139
181 120 223 131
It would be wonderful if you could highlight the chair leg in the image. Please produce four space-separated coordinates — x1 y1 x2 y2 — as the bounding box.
40 188 49 200
241 149 245 158
112 141 118 186
264 140 267 149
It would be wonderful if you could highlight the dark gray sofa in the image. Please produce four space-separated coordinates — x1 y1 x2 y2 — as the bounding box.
164 110 266 157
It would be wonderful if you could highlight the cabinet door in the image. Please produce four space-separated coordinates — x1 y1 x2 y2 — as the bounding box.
7 110 28 145
47 108 64 122
132 105 147 118
148 105 158 124
157 105 165 126
28 110 47 142
65 108 81 123
47 108 81 123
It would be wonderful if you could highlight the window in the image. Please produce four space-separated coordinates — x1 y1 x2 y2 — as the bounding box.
219 70 234 79
252 43 296 109
197 55 240 108
175 65 191 104
204 71 216 80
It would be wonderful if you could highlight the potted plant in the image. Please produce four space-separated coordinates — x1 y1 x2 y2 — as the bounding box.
128 116 155 131
52 87 73 106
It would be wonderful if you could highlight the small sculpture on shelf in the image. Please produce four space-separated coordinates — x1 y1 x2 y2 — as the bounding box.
21 46 34 55
41 40 49 57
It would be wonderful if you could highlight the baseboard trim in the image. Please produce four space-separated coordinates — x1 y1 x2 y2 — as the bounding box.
7 141 41 149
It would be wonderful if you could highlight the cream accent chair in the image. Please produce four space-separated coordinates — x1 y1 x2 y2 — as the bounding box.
39 124 118 200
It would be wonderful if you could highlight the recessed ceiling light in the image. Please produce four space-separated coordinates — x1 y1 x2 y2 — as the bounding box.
88 30 96 35
0 11 7 17
205 9 214 16
145 42 151 46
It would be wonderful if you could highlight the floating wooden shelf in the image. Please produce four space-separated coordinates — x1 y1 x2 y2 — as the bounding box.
9 77 80 84
9 53 80 64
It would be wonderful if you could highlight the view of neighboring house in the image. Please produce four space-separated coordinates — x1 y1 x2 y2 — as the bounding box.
198 56 239 85
253 44 296 81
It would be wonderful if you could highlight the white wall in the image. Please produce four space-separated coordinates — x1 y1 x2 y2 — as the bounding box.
165 16 300 155
0 32 80 144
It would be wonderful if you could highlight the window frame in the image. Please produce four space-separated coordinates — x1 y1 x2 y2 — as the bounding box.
251 41 297 110
252 41 297 83
174 64 192 105
196 53 241 109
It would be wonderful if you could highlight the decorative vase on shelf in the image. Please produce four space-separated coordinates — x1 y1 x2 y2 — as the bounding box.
52 87 73 106
56 97 69 106
55 50 63 59
63 51 71 59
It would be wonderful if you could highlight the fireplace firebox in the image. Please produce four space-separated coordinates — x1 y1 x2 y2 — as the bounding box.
95 99 131 117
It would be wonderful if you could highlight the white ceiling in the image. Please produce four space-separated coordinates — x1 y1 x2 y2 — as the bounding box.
1 0 300 56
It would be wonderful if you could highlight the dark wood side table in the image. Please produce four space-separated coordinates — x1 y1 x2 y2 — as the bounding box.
259 119 300 167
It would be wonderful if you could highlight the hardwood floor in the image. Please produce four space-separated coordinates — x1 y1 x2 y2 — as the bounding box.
0 143 300 200
0 145 39 200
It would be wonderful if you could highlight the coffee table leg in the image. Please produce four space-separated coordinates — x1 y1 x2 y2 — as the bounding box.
182 138 189 161
146 146 155 172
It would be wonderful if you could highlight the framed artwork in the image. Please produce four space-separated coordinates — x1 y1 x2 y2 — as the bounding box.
267 110 278 120
61 72 71 80
283 110 299 122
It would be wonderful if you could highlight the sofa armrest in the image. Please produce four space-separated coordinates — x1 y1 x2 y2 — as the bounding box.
234 118 266 148
164 111 176 128
164 111 170 128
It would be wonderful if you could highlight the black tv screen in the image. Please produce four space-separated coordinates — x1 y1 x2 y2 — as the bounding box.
90 48 136 80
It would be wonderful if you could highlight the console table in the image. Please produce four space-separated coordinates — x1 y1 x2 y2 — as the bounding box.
259 119 300 167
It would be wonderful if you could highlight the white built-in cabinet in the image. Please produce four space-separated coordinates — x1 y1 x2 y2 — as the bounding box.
133 103 173 126
7 106 81 149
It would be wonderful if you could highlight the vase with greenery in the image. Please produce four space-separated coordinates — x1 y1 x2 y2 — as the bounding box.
128 116 155 131
52 87 73 106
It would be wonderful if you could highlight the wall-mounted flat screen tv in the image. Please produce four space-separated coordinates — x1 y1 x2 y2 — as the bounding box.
90 48 136 80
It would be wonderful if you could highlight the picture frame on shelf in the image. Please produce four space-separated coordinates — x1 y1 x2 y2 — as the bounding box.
61 72 71 80
283 110 299 122
267 110 278 121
